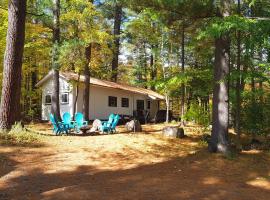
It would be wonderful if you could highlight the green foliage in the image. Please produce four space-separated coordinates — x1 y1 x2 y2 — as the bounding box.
242 91 270 137
0 122 42 146
198 15 256 39
183 101 211 128
60 0 112 75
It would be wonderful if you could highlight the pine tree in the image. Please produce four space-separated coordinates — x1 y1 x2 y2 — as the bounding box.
51 0 61 120
0 0 27 129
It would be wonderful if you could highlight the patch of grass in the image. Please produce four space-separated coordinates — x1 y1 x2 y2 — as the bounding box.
0 122 43 146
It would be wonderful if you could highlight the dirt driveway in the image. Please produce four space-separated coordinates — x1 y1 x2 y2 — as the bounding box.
0 123 270 200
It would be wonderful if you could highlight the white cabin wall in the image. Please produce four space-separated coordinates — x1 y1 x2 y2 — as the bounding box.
41 77 160 121
41 77 73 120
89 85 135 120
75 85 158 120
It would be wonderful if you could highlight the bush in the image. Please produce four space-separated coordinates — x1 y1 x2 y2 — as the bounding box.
0 122 42 146
183 101 211 128
241 91 270 138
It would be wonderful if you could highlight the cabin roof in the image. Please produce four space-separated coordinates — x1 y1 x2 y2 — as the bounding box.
36 70 165 100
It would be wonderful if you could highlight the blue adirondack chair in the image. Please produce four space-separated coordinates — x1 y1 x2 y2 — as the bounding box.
100 114 120 134
99 113 115 133
62 112 75 130
74 112 88 132
49 114 68 135
110 115 121 133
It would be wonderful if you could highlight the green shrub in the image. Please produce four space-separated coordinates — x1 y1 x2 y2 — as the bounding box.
183 101 211 128
0 122 42 146
242 91 270 138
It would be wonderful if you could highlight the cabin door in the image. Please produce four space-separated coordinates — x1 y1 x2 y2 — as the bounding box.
136 100 144 111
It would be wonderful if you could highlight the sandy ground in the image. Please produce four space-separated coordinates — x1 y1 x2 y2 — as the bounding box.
0 123 270 200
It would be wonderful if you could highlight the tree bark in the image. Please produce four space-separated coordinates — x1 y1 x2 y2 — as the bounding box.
235 0 241 139
150 48 155 90
180 23 185 125
73 73 80 118
209 0 231 153
51 0 61 121
165 94 170 123
83 45 91 121
111 3 122 82
0 0 27 130
209 35 230 153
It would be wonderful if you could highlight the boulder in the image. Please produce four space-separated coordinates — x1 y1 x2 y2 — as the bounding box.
125 120 142 132
162 126 185 138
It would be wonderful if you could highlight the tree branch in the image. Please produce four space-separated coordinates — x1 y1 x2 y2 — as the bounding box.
0 5 45 17
246 17 270 21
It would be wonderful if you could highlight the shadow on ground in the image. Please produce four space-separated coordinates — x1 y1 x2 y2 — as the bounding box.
1 144 269 200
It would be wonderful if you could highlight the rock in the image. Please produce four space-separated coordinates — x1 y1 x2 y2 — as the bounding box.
162 126 185 138
90 119 102 133
125 120 142 132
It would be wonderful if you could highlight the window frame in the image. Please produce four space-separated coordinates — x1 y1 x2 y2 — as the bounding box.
45 94 52 105
108 96 117 107
61 93 69 105
121 97 129 108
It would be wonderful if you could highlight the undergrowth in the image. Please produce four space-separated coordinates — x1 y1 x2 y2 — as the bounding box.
0 122 42 146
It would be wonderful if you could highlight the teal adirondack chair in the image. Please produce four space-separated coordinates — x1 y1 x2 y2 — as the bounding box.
110 115 121 133
62 112 75 130
74 112 88 132
49 114 68 135
100 114 120 134
99 113 115 133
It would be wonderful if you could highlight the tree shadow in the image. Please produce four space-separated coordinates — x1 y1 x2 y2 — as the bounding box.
0 144 269 200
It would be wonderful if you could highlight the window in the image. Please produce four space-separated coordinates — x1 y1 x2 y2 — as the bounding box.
108 96 117 107
45 94 52 105
147 100 151 109
136 100 144 110
61 93 69 104
121 98 129 108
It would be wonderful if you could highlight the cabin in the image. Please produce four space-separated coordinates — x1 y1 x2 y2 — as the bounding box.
36 71 165 121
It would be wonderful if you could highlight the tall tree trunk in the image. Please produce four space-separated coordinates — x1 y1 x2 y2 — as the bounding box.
235 0 241 139
51 0 61 120
209 0 231 153
0 0 27 130
180 23 185 125
165 94 170 123
111 3 122 82
73 73 80 118
143 41 148 88
83 45 91 121
150 46 156 90
209 35 230 153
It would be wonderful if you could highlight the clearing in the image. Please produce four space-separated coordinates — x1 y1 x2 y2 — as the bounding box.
0 123 270 200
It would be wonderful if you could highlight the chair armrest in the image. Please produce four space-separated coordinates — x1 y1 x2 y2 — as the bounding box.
102 122 108 126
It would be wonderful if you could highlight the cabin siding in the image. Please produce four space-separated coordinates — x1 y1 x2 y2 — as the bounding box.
41 78 159 121
41 77 73 120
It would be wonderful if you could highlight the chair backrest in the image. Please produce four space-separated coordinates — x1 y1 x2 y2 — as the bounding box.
49 114 57 127
62 112 71 124
75 112 84 124
111 115 120 129
107 113 115 124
